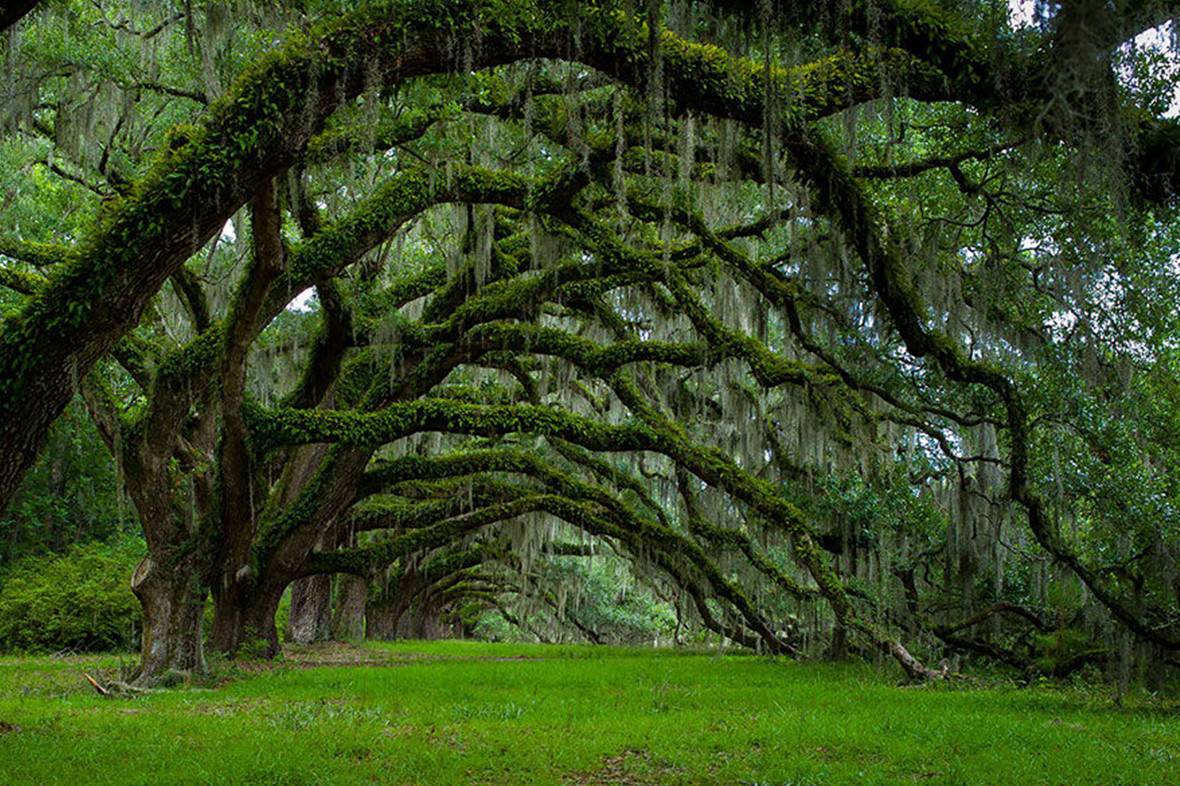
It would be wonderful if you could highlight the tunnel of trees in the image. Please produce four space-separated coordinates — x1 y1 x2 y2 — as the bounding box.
2 0 1180 687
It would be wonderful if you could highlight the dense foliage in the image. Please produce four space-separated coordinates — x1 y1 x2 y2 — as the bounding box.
0 538 143 652
0 400 128 569
0 0 1179 689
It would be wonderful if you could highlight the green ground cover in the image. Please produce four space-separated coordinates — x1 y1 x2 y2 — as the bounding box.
0 641 1177 785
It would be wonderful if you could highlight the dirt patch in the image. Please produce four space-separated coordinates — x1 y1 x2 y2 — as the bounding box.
196 644 552 688
282 642 403 667
203 644 398 681
564 748 685 785
280 643 546 669
0 721 21 735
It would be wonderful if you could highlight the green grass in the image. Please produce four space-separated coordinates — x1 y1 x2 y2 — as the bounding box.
1 641 1178 785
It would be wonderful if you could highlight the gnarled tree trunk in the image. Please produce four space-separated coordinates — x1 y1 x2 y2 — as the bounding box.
130 553 205 685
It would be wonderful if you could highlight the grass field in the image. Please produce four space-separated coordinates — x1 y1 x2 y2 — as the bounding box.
0 641 1178 785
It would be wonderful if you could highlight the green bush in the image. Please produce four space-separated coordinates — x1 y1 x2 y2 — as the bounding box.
0 538 144 653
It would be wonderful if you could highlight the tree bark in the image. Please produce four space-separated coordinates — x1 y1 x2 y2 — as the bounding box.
366 600 401 641
400 595 449 639
130 553 205 685
395 603 420 639
210 584 283 658
332 574 367 640
827 623 849 660
887 640 949 683
287 575 332 644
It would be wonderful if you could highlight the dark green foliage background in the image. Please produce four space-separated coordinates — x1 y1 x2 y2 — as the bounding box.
0 537 143 652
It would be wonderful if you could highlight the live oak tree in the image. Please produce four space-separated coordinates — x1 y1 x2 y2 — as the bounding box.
2 0 1180 685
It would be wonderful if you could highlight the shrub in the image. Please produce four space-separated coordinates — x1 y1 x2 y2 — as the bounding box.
0 538 144 652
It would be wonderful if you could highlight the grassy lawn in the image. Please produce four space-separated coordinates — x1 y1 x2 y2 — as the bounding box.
0 641 1177 785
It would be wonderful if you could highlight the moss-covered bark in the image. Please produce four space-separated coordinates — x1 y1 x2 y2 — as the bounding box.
129 551 206 685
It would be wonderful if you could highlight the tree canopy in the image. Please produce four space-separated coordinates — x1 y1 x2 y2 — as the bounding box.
2 0 1180 684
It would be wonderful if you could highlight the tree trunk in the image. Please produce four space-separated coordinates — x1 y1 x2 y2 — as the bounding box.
402 595 449 639
210 584 283 658
395 603 420 639
366 601 401 640
827 623 849 660
368 592 415 641
333 574 367 640
130 553 205 685
287 575 332 644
